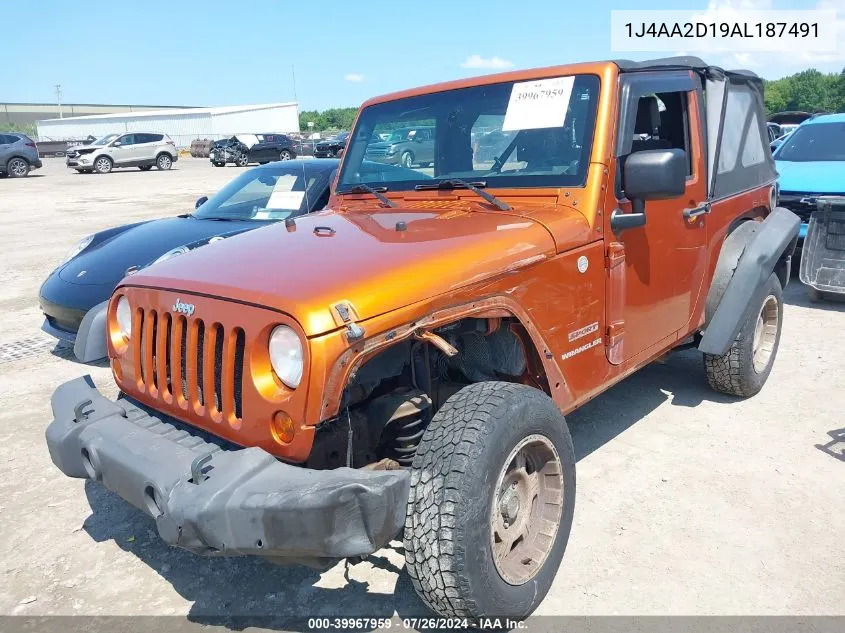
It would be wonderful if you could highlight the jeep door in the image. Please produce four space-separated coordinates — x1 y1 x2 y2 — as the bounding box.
606 73 708 364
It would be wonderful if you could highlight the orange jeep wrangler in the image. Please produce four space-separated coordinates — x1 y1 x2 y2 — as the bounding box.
47 56 799 620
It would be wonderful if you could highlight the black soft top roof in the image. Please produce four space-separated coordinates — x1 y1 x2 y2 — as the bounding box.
614 56 760 82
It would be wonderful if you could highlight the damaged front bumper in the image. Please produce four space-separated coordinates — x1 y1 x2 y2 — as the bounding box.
46 376 410 566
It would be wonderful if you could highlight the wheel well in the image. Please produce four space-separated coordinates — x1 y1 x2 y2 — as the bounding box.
155 151 172 161
6 155 30 166
308 316 550 470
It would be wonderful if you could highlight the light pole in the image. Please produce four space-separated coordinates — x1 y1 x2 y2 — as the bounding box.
55 84 63 119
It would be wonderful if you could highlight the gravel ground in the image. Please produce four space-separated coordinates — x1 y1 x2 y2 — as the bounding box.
1 158 844 622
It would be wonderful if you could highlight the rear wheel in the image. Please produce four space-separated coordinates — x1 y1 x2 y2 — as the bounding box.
6 157 29 178
704 273 783 397
94 156 112 174
404 381 575 621
155 154 172 170
279 149 293 160
139 165 153 171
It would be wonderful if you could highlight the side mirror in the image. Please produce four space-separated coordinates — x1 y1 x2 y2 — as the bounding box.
611 149 686 233
113 141 122 147
195 196 208 209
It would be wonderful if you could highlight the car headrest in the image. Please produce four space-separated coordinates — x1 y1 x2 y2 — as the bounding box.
635 96 661 135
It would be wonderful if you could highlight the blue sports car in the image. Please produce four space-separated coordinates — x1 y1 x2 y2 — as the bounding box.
774 113 845 243
40 159 339 362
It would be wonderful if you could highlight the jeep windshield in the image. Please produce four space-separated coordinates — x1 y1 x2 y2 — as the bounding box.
338 74 600 192
194 164 323 221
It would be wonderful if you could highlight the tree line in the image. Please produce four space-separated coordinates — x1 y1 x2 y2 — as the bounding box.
763 68 845 115
298 107 358 134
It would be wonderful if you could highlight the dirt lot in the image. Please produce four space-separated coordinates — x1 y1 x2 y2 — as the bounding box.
1 158 844 620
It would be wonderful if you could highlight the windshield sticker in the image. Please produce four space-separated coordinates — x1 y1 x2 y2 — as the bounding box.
502 76 575 132
266 190 305 210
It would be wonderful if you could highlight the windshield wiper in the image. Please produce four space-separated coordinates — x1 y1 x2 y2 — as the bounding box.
337 183 397 208
414 179 511 211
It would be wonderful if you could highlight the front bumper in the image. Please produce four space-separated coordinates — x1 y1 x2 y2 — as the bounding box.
46 377 410 566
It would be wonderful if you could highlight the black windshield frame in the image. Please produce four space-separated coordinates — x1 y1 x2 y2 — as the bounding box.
337 74 601 192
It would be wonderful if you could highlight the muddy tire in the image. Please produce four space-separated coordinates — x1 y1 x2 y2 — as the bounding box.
704 273 783 397
404 381 575 621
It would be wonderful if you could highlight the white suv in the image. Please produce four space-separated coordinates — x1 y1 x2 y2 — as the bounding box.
66 132 179 174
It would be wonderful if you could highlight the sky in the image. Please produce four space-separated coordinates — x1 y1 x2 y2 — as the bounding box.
2 0 843 111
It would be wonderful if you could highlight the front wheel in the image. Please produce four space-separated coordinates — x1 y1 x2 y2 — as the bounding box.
156 154 173 170
400 151 414 169
404 381 575 621
93 156 113 174
6 157 30 178
704 273 783 397
235 153 249 167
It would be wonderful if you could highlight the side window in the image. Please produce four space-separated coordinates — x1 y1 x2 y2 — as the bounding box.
0 135 11 144
630 91 692 175
117 134 135 145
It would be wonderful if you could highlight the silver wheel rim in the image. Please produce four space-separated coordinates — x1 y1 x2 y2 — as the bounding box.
9 159 26 176
159 155 171 169
490 433 563 586
752 294 779 373
403 153 412 168
280 151 291 160
95 158 110 172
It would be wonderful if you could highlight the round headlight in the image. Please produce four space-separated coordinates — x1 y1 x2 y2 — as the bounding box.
152 245 190 265
268 325 303 388
60 235 94 266
115 296 132 340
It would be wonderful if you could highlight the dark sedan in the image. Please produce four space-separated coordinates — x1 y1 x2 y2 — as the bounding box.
40 159 340 362
210 133 299 166
314 131 350 158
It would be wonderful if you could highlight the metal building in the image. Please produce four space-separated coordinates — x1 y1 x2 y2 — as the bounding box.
36 102 300 148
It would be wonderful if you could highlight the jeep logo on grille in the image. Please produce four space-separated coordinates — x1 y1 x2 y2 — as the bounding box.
172 298 195 316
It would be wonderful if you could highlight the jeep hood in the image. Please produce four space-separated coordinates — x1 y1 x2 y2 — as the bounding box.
123 208 558 336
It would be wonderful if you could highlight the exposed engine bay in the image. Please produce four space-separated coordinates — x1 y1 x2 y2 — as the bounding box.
307 318 536 470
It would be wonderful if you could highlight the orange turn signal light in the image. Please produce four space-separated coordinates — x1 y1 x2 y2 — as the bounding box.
270 411 296 445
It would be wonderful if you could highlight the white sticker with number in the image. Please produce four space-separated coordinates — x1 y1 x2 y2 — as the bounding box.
502 76 575 132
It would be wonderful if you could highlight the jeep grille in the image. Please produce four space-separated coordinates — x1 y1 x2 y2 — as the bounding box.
134 308 245 421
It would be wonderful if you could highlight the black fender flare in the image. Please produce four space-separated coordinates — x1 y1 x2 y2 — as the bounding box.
698 207 800 356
